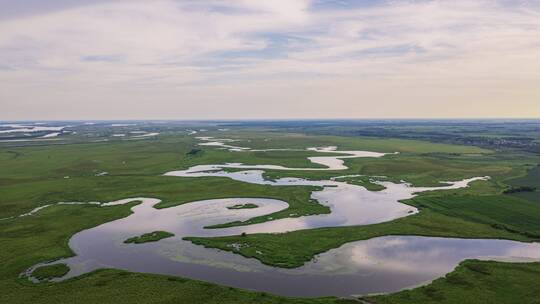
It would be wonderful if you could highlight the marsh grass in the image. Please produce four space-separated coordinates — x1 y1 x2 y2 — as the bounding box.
124 231 175 244
31 264 70 281
227 203 259 209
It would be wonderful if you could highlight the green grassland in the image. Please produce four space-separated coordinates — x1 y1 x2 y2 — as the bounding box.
3 130 521 223
201 130 491 154
124 231 175 244
506 164 540 188
409 194 540 238
0 133 333 219
262 151 527 188
1 128 540 303
366 260 540 304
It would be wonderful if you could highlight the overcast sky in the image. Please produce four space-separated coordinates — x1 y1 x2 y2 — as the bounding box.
1 0 540 120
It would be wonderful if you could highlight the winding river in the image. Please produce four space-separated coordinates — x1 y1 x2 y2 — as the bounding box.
25 136 540 297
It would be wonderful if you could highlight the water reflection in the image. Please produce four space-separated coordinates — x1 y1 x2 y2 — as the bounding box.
24 140 539 296
45 228 540 297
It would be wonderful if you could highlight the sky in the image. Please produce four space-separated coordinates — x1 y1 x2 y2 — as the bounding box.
1 0 540 120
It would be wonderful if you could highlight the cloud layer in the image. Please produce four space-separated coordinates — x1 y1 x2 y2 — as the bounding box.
1 0 539 119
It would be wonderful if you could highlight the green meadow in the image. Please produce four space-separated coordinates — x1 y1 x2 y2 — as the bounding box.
1 127 540 303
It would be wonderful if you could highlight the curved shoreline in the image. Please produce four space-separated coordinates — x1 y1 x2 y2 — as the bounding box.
20 137 539 297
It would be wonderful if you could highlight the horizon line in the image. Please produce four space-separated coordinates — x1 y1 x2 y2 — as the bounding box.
2 118 540 122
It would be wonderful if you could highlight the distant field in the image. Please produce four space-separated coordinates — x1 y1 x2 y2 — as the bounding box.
231 120 540 154
264 151 525 188
203 130 492 154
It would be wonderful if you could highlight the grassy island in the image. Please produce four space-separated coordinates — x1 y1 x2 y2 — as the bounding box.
227 203 259 209
31 264 70 281
124 231 175 244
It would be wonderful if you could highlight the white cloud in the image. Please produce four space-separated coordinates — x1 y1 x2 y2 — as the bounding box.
0 0 539 119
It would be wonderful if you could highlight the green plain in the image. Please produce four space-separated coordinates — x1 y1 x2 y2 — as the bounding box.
1 127 540 303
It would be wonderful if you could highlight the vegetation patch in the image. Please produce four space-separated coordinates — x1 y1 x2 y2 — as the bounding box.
365 260 540 304
332 175 389 191
408 194 540 238
31 263 70 281
506 164 540 201
206 197 328 229
186 148 203 156
124 231 175 244
227 203 259 209
503 186 536 194
507 164 540 188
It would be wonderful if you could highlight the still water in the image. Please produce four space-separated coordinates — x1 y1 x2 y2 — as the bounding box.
25 139 540 296
35 193 540 297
